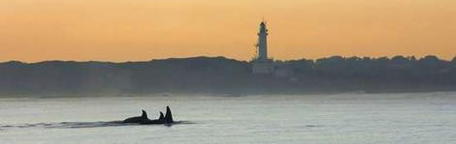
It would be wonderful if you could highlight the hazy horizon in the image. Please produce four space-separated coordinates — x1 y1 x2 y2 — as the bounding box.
1 0 455 62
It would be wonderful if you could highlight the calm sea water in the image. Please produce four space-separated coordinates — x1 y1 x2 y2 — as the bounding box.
1 92 456 144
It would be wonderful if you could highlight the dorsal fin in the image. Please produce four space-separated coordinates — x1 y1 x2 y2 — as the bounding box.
141 110 148 118
159 111 164 120
164 106 174 123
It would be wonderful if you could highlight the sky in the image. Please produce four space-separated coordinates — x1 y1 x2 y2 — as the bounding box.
0 0 455 62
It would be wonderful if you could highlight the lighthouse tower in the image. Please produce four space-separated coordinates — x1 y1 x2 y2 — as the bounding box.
257 21 268 61
252 21 274 74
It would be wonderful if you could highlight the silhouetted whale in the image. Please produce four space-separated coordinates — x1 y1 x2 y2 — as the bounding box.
122 110 149 124
122 106 174 125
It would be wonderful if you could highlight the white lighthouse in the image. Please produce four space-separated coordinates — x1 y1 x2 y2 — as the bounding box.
257 21 268 61
252 21 275 74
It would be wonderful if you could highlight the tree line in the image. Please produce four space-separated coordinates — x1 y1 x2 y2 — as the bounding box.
0 55 454 96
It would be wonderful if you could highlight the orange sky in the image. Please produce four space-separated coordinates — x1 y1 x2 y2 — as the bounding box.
1 0 455 62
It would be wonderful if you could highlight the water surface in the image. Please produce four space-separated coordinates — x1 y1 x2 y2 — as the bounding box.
1 92 456 144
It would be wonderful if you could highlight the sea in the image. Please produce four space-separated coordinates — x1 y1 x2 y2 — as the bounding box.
1 92 456 144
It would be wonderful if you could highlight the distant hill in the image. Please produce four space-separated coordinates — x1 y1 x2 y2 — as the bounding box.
0 56 455 96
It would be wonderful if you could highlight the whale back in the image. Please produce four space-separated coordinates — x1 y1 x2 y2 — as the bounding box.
123 110 149 123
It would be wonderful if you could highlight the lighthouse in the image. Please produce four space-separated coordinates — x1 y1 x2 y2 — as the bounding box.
252 21 275 74
257 21 268 61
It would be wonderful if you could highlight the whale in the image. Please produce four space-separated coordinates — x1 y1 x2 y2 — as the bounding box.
122 106 174 125
122 110 149 124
